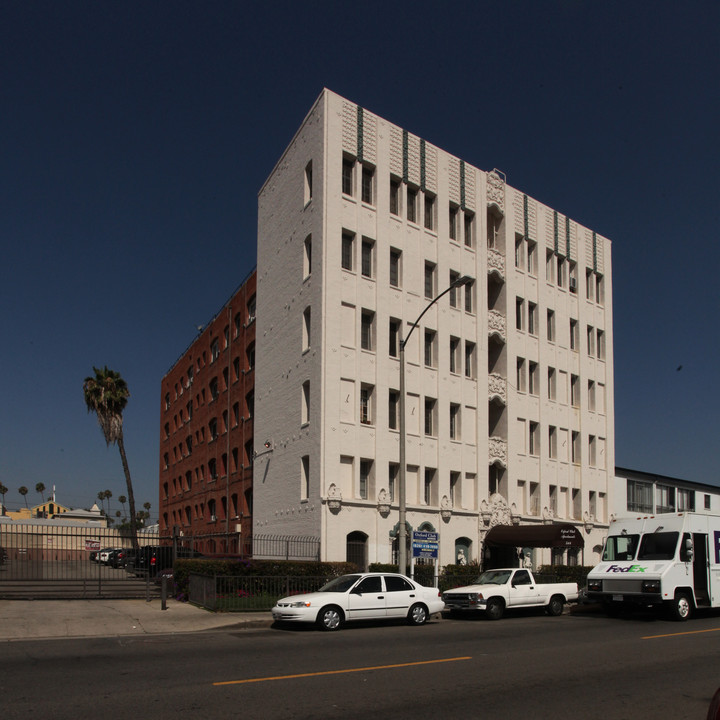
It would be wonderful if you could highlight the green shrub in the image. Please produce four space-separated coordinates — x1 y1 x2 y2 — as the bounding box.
536 564 593 588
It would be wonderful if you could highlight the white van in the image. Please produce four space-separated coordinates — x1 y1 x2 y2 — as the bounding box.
587 512 720 620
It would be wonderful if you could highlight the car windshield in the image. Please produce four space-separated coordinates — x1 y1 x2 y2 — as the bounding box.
475 570 511 585
637 531 679 560
602 534 640 561
318 575 362 592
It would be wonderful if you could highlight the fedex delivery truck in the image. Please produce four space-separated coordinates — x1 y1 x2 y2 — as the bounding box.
587 512 720 620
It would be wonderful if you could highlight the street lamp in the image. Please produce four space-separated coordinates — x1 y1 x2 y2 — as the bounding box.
398 274 474 575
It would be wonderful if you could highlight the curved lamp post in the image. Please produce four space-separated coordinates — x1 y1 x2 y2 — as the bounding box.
398 274 474 574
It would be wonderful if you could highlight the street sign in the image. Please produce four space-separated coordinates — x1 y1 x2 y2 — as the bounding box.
412 531 438 559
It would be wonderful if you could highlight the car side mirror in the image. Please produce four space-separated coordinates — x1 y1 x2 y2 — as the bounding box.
684 538 694 561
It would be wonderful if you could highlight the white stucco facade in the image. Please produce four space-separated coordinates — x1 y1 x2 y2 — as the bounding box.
253 89 614 569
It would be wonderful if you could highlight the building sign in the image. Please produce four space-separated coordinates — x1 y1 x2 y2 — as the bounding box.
86 539 100 552
412 531 439 559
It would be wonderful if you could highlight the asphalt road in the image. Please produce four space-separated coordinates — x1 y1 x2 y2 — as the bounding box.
2 609 719 719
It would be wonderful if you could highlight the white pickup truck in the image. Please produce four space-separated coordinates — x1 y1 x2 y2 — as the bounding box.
442 568 579 620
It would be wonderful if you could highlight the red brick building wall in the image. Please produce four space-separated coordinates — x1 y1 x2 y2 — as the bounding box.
159 271 256 552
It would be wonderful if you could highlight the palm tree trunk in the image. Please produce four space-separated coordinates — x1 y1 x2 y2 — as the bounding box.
117 433 139 553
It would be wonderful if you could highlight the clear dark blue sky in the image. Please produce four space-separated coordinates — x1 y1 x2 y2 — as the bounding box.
2 1 718 517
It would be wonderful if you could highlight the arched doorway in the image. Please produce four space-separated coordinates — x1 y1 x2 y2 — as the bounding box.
346 531 368 570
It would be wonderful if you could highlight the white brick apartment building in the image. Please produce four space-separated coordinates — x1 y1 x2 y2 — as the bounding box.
253 89 614 570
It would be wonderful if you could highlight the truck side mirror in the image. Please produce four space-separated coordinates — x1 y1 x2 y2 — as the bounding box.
684 538 694 561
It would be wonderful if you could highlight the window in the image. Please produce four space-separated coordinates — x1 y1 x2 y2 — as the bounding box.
570 374 580 407
586 268 595 301
464 280 474 314
516 357 526 393
210 338 219 362
449 204 459 240
597 329 605 360
449 271 460 307
361 238 374 279
548 426 557 459
705 494 712 510
627 479 653 513
516 297 525 331
247 295 256 323
361 310 375 351
389 318 401 358
527 240 537 275
424 397 437 436
209 418 218 442
424 262 436 299
571 431 581 464
557 256 567 288
389 248 401 288
596 274 605 306
232 402 239 427
424 329 436 367
548 367 556 400
464 211 474 248
390 177 400 215
388 463 398 501
528 302 537 335
246 390 254 418
341 231 354 271
546 250 555 283
360 384 374 425
424 193 435 230
304 235 312 278
529 422 539 456
547 309 555 342
589 491 597 518
246 342 255 370
301 456 310 500
529 361 539 396
515 234 525 269
359 459 373 500
301 381 310 425
569 262 578 293
587 325 595 356
449 336 460 374
464 341 476 379
588 380 596 412
677 488 695 511
388 390 399 430
304 161 312 205
407 187 417 223
450 403 461 440
361 165 374 204
424 467 436 505
233 356 240 381
209 377 219 401
486 209 499 248
302 307 311 351
549 485 557 515
570 319 579 350
588 435 597 467
342 157 354 196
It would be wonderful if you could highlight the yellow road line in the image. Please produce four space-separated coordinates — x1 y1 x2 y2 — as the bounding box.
642 627 720 640
213 656 472 686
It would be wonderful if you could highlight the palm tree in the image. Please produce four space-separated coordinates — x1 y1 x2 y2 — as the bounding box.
18 486 29 508
83 366 139 551
118 495 127 520
36 482 46 503
104 489 113 516
0 484 8 515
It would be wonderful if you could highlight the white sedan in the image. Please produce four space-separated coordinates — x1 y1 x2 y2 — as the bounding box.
272 572 445 631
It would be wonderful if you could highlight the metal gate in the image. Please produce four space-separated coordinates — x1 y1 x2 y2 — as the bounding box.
0 522 161 599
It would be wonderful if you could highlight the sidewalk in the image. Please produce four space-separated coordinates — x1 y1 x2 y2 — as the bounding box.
0 599 274 641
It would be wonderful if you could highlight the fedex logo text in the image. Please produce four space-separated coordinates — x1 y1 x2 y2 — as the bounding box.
605 564 647 573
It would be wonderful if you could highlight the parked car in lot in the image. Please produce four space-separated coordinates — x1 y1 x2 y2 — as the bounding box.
99 547 122 565
127 545 203 578
442 568 579 620
272 572 445 631
108 548 130 568
0 546 8 564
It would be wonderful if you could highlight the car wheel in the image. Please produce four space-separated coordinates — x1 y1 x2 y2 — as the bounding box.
407 603 429 626
546 595 564 616
485 598 504 620
669 592 692 621
317 605 344 631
